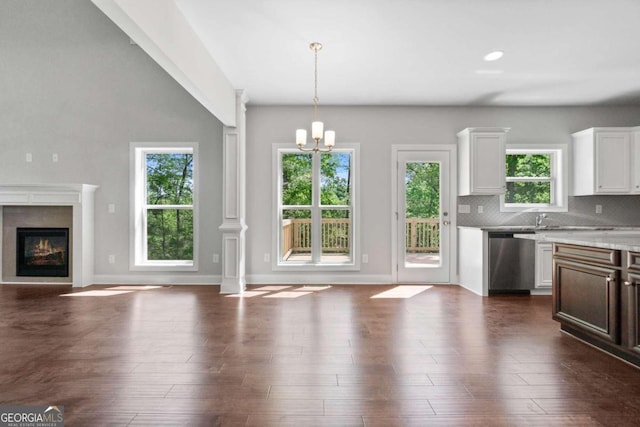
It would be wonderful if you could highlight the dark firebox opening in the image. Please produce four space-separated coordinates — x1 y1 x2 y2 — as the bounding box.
16 228 69 277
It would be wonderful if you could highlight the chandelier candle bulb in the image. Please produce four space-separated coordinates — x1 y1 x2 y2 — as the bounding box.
312 121 324 140
296 129 307 146
324 130 335 147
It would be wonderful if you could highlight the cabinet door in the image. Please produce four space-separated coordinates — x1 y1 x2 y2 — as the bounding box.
623 272 640 355
535 243 553 289
553 258 620 344
595 132 630 193
471 133 505 194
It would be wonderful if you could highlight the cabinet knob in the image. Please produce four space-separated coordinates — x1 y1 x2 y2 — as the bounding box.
606 276 614 283
624 281 632 286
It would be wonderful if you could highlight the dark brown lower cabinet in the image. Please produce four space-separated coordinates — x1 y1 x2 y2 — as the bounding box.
623 258 640 356
553 258 620 344
552 244 640 368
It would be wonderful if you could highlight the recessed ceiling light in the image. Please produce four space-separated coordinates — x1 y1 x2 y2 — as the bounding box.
483 50 504 61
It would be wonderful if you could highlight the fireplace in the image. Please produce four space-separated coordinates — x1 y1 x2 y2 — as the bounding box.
16 228 69 277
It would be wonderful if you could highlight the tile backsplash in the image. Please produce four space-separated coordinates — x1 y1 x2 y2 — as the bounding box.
457 195 640 227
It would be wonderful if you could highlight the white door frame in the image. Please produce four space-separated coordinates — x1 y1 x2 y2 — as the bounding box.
391 144 458 284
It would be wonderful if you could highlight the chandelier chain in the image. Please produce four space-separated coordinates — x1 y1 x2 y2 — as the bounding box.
313 45 319 121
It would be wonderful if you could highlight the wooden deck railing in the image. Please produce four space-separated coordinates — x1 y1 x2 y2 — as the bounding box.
282 217 439 258
405 217 439 252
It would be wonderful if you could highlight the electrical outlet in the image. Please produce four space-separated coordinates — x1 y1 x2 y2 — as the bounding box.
362 254 368 264
477 205 484 213
595 204 603 214
264 253 271 262
458 204 471 213
212 253 219 263
108 255 115 264
108 203 116 214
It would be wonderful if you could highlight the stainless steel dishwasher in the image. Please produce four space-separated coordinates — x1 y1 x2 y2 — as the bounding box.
488 231 535 295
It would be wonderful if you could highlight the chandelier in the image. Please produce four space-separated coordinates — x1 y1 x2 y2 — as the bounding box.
295 42 335 153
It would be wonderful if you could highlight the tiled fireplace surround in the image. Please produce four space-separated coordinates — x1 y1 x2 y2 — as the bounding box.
0 184 97 287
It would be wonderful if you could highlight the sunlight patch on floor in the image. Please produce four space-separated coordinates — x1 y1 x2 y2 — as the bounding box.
294 285 331 291
61 290 133 297
370 285 433 299
106 286 163 291
263 291 312 299
225 291 270 298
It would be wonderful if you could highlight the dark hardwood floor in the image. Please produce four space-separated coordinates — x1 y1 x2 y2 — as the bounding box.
1 283 640 426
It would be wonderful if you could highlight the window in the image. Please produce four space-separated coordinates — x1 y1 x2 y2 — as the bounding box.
500 145 567 212
273 144 359 269
130 143 198 270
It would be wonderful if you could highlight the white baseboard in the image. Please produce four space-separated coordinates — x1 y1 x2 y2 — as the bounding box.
92 274 221 286
530 289 552 296
245 274 393 285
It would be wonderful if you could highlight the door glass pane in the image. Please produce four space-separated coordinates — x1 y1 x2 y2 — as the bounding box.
281 153 312 205
405 162 440 267
320 152 351 205
147 209 193 260
281 209 311 262
320 209 351 263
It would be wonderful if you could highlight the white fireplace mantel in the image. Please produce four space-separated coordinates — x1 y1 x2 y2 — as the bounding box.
0 184 99 287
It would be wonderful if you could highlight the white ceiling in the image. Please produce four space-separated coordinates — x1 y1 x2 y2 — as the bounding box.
173 0 640 106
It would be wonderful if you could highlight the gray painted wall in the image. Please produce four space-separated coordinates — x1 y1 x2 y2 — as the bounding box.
246 105 640 280
0 0 224 279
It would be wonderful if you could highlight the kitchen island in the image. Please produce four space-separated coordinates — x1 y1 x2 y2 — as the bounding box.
533 230 640 369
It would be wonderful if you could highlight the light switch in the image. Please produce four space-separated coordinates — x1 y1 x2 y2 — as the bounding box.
458 204 471 213
26 153 32 162
52 153 58 162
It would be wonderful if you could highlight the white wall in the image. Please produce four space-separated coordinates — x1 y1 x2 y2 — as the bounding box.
0 0 224 283
246 105 640 283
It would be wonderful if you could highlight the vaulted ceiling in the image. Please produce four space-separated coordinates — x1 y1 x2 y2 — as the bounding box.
96 0 640 113
175 0 640 106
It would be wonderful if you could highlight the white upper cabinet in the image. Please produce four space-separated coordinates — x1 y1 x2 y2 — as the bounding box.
572 127 637 195
457 127 509 196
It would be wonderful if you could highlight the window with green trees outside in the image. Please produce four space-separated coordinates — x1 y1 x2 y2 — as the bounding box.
131 143 197 269
277 146 357 266
505 153 552 205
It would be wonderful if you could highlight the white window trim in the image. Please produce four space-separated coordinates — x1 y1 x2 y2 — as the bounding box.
500 144 568 212
272 143 360 271
130 142 199 271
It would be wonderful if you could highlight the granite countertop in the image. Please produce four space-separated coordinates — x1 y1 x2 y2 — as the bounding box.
515 230 640 252
458 225 625 231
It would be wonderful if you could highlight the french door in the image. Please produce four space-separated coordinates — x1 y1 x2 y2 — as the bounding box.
393 147 454 283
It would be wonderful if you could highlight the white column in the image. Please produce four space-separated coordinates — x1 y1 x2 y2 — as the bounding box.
219 90 248 294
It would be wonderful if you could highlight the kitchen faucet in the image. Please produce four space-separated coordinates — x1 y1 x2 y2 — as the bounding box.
535 213 547 227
